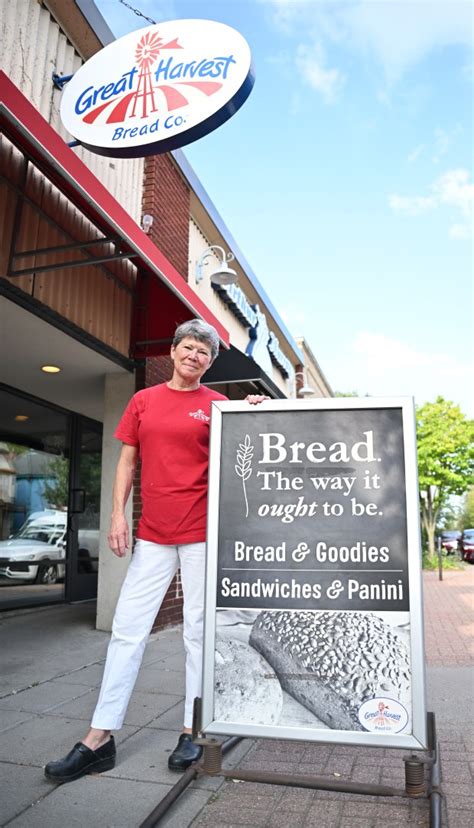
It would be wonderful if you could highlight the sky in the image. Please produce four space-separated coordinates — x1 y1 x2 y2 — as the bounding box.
94 0 473 416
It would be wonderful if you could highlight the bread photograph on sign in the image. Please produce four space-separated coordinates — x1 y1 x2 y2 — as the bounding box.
214 608 411 735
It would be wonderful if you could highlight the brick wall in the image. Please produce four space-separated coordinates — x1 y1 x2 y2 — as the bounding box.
142 154 190 279
133 153 190 629
134 150 191 631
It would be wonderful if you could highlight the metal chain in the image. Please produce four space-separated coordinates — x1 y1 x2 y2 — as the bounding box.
117 0 156 25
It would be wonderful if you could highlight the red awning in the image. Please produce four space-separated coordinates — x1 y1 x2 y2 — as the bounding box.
0 71 229 357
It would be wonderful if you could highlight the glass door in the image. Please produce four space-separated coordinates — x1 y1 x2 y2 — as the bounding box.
65 418 102 602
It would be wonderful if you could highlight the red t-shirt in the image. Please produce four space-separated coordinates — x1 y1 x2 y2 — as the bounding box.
114 383 227 545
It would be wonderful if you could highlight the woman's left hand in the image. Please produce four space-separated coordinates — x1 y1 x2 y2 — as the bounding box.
245 394 270 405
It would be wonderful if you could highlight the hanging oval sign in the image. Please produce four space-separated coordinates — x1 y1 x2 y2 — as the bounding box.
60 19 254 158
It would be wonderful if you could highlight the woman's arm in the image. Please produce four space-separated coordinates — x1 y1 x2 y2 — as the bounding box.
107 443 138 558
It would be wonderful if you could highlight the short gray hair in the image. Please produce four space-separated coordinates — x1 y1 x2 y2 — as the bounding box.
173 319 220 361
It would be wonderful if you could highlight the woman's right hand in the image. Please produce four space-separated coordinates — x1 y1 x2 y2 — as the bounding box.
108 513 130 557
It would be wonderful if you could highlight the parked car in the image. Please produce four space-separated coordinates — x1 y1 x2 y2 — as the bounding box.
459 529 474 563
0 510 67 585
440 530 462 555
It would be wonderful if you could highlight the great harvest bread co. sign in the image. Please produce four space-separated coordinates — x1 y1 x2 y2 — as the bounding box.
202 398 427 750
60 19 254 157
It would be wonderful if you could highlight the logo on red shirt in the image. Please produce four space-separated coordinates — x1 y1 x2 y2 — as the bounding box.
189 409 210 422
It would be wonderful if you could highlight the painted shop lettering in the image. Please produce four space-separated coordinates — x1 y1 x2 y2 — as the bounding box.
112 114 185 141
315 541 390 564
365 710 402 722
74 55 236 117
348 579 404 601
220 577 322 600
268 331 293 378
234 541 286 562
258 431 376 464
75 68 138 114
217 283 258 329
154 55 236 81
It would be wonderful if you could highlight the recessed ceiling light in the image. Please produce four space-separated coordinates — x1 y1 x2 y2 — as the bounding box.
41 365 61 374
15 415 29 422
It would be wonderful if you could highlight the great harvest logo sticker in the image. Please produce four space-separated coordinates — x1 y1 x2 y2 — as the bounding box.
358 697 409 733
60 19 254 158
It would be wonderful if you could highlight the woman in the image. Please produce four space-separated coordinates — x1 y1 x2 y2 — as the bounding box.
45 319 266 783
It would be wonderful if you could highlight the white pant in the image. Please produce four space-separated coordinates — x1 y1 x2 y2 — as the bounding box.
91 539 206 730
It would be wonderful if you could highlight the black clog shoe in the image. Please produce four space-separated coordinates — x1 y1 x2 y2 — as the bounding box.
168 733 203 772
44 736 116 784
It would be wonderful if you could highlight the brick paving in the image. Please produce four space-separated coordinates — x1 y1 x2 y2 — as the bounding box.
191 567 474 828
423 570 473 666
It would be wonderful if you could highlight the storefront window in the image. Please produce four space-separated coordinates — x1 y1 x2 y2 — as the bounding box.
0 390 69 608
0 385 102 609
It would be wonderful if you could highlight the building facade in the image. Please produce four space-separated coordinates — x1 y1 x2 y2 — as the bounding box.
0 0 331 628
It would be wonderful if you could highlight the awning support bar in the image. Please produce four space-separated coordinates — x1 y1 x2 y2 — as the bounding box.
12 237 119 259
10 251 139 277
0 167 134 294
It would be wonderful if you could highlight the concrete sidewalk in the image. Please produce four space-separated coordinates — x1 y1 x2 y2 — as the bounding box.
0 568 472 827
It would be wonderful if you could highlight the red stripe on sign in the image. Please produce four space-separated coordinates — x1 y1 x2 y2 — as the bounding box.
158 85 190 111
177 81 222 96
106 92 137 124
82 98 116 124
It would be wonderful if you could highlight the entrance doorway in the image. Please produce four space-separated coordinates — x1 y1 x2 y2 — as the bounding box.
0 384 102 610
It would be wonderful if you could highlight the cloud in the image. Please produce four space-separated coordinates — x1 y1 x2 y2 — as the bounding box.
389 194 436 215
433 125 464 163
295 43 345 102
433 168 474 213
408 144 425 163
450 223 471 240
339 0 473 82
350 331 473 414
408 125 463 165
260 0 473 82
355 332 413 370
389 167 473 237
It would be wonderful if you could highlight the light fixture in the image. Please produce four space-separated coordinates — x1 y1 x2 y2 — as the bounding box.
41 365 61 374
142 214 154 234
14 415 29 422
196 245 238 286
295 370 315 397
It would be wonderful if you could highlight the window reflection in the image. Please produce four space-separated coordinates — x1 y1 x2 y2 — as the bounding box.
76 427 102 576
0 388 69 608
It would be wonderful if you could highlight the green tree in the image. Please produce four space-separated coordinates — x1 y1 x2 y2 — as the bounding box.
43 455 69 509
460 487 474 529
416 397 474 559
437 498 462 531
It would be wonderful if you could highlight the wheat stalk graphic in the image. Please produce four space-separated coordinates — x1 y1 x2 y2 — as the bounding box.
235 434 253 518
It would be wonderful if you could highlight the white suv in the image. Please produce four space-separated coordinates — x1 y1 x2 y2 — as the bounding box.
0 510 67 585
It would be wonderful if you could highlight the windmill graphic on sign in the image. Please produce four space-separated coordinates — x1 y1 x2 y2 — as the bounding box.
81 28 224 126
131 31 181 118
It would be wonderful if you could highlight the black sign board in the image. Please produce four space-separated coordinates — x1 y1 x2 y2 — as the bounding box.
202 399 427 749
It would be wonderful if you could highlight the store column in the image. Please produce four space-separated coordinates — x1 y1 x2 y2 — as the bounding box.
96 372 135 631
